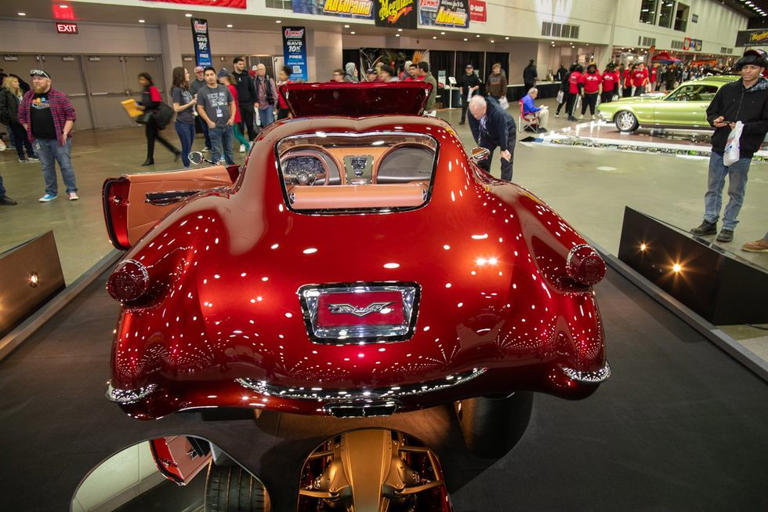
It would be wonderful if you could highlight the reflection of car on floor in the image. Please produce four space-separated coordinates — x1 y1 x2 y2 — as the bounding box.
598 75 739 132
101 82 609 453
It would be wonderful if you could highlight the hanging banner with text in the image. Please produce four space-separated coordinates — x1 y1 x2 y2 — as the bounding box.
291 0 374 19
144 0 246 7
469 0 485 22
736 29 768 47
283 26 309 82
418 0 469 28
375 0 417 29
191 18 212 67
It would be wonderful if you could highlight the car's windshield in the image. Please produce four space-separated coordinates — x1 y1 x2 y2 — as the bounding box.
275 132 438 213
665 84 718 102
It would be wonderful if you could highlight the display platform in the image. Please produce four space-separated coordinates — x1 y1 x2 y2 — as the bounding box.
1 266 767 511
520 120 768 161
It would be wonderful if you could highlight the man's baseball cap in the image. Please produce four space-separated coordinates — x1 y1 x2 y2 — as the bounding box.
30 69 51 79
736 48 768 69
194 66 204 72
465 64 473 68
366 68 376 74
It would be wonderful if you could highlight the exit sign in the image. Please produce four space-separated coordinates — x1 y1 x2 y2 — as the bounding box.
55 22 79 34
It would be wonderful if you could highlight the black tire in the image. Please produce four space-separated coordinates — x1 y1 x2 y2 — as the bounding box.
455 392 533 458
614 110 639 132
205 462 270 512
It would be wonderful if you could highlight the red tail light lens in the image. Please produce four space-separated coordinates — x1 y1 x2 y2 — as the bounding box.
107 259 149 302
566 245 606 286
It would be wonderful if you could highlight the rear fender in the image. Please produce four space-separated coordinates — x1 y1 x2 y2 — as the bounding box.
149 436 211 486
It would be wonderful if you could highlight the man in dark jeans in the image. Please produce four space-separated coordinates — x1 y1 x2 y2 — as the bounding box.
458 64 481 125
468 95 516 182
232 57 258 141
690 49 768 243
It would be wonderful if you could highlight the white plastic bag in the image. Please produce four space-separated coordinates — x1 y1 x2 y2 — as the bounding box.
498 96 510 110
723 121 743 166
556 90 564 104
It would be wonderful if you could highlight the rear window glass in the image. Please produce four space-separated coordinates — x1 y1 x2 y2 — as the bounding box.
275 132 437 213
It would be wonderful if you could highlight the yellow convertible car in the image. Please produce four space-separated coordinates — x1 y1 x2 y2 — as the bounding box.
597 75 739 132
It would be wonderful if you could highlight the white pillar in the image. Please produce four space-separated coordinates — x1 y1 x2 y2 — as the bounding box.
160 23 182 90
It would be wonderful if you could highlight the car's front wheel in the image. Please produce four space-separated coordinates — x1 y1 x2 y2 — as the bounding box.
615 110 639 132
455 392 533 458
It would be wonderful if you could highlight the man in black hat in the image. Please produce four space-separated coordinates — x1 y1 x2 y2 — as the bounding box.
458 64 481 125
18 69 79 202
690 48 768 243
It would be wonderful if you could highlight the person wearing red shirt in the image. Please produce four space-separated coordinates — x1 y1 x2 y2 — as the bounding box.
623 64 634 98
276 65 293 120
565 64 583 121
601 63 620 103
578 63 602 119
631 62 649 96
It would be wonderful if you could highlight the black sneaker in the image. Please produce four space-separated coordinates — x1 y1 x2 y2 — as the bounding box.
690 220 717 236
0 195 18 206
716 229 734 243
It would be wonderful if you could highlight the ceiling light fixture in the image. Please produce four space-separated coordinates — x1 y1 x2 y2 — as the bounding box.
18 11 26 16
505 36 509 40
440 31 445 35
227 24 233 28
490 39 495 43
433 36 437 39
275 19 282 23
185 13 192 17
463 37 468 41
59 3 69 8
344 24 350 28
138 19 145 23
398 28 403 31
351 31 356 34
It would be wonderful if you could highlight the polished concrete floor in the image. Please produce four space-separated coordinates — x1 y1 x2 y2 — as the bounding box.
1 99 766 313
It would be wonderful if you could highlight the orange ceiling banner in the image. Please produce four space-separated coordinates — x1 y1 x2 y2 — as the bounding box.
142 0 247 8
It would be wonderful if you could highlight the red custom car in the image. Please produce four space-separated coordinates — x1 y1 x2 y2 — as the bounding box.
103 83 610 431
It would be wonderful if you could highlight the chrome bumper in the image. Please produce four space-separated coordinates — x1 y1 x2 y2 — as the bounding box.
561 362 611 383
105 381 158 404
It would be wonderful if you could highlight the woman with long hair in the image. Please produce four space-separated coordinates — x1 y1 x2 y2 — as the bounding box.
170 67 196 168
137 72 179 166
217 71 250 153
0 75 37 163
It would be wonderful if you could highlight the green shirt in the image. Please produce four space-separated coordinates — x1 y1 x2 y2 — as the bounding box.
423 73 437 111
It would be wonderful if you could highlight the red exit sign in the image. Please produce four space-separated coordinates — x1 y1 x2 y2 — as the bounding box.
55 22 79 34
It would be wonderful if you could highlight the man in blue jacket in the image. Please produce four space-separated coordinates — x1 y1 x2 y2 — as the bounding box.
468 95 517 181
690 48 768 243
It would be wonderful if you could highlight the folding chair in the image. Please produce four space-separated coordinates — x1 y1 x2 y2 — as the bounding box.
519 100 539 133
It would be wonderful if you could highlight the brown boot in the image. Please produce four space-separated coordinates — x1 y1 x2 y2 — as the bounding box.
742 238 768 253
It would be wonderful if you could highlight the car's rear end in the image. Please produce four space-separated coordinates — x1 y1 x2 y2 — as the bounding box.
104 87 608 420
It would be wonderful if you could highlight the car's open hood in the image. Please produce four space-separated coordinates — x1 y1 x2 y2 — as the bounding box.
280 82 433 117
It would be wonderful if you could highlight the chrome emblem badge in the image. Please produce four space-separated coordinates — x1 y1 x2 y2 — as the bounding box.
328 302 394 317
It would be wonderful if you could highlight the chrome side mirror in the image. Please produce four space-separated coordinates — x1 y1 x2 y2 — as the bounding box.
188 151 204 165
469 147 490 164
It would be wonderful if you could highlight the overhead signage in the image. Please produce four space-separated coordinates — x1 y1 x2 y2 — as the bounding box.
292 0 374 19
55 22 79 34
142 0 246 7
469 0 486 22
191 18 212 68
736 29 768 47
282 26 309 82
683 37 702 51
418 0 469 29
375 0 417 29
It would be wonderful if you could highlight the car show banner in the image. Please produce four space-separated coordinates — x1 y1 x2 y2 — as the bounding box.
375 0 417 29
292 0 374 19
283 26 309 82
143 0 246 7
191 18 212 67
469 0 486 22
418 0 470 28
736 29 768 47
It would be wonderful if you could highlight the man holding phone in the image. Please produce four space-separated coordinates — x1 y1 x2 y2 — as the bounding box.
690 49 768 243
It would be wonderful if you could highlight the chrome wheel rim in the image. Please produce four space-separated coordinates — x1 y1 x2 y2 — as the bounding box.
616 111 636 131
